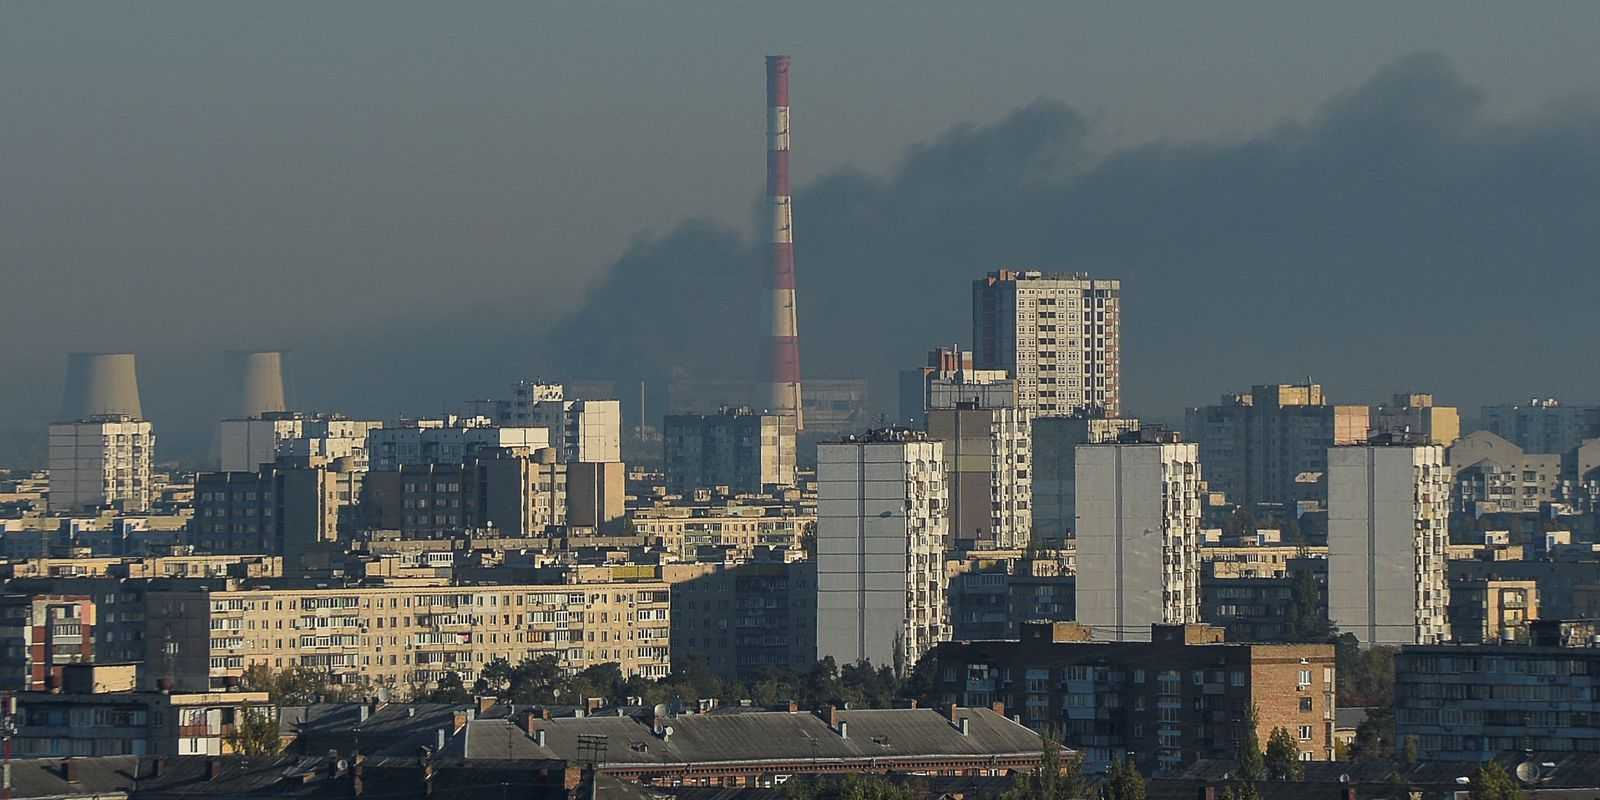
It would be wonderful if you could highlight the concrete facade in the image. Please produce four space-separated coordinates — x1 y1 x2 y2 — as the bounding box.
1446 430 1563 514
218 413 380 473
1371 393 1460 446
47 417 154 513
1185 384 1369 508
1481 398 1600 454
1074 435 1202 641
566 460 626 533
367 418 550 472
662 408 794 494
973 270 1121 417
931 622 1336 774
362 448 566 538
1030 417 1141 547
1327 443 1451 646
927 404 1032 551
816 431 948 671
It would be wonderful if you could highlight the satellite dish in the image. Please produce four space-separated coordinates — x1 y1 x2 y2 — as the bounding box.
1339 775 1350 784
664 725 674 736
653 703 669 719
1515 762 1541 784
337 759 349 772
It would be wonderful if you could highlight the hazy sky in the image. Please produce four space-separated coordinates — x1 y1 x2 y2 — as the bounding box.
4 2 1600 463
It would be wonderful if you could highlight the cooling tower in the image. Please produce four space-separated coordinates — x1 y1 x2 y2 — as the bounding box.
60 352 144 420
223 350 289 418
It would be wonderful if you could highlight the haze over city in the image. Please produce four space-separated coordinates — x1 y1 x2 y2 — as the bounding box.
6 2 1600 465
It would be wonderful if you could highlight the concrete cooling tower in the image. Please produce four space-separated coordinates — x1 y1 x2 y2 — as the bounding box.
60 352 144 420
223 350 289 418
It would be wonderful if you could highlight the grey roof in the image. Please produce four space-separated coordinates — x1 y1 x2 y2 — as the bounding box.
505 707 1043 768
1334 706 1370 731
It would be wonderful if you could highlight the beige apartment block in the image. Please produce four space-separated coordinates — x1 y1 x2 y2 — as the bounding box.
204 580 671 695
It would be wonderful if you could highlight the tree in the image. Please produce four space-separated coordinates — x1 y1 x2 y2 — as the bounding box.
1334 634 1396 707
224 705 281 758
1104 755 1146 800
1002 740 1085 800
1236 706 1265 782
1350 706 1395 762
424 671 472 704
1221 782 1260 800
1264 727 1302 781
1285 568 1332 642
1468 761 1524 800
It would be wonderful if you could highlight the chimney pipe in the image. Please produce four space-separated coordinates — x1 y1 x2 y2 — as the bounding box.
764 55 803 432
837 720 848 740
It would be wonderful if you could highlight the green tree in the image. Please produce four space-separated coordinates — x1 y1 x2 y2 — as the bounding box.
1221 782 1260 800
1468 761 1524 800
1236 706 1265 782
1264 727 1302 780
1104 755 1146 800
1334 634 1396 707
224 705 282 758
1350 706 1396 762
1285 568 1332 642
424 671 472 704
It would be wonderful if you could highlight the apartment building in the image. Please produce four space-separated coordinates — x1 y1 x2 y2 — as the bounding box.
202 579 672 693
566 461 626 533
665 559 817 680
816 430 948 671
1447 579 1538 644
367 418 550 472
927 402 1032 551
5 555 282 581
1074 430 1202 641
1395 620 1600 762
1030 416 1141 546
662 407 794 494
1481 399 1600 454
1328 441 1451 645
0 594 95 691
1185 385 1369 508
47 416 155 513
1446 431 1563 514
362 447 566 537
948 556 1075 641
972 270 1121 417
930 622 1335 774
217 413 382 473
1371 393 1460 446
628 503 812 560
192 459 347 572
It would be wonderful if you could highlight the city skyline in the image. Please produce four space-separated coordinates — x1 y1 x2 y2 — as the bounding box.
5 6 1600 464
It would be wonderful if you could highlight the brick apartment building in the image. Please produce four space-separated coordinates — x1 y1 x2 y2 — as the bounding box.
928 622 1335 774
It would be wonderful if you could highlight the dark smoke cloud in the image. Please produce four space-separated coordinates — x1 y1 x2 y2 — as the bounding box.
547 52 1600 422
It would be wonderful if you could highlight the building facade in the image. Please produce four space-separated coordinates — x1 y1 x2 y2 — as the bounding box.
927 404 1032 551
192 460 346 569
1481 399 1600 454
816 431 948 671
1074 432 1202 641
662 408 794 495
1185 385 1369 508
367 419 550 472
665 559 817 680
362 448 566 538
201 579 672 692
217 413 381 473
0 594 95 691
1371 393 1460 446
1447 579 1538 644
47 417 155 513
972 270 1121 418
1030 416 1141 547
1395 621 1600 761
930 622 1336 774
1327 443 1451 646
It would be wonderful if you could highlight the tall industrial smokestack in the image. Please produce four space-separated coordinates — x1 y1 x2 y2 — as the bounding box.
60 353 144 420
766 55 803 430
223 350 289 418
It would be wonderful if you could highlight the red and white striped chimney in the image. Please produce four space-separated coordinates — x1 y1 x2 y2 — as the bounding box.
766 54 803 430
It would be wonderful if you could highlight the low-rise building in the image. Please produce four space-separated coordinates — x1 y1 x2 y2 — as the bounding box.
1395 619 1600 761
929 622 1336 774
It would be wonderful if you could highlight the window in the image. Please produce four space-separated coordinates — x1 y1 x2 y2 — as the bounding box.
1298 725 1313 741
1297 669 1312 686
1299 697 1313 712
1230 671 1245 687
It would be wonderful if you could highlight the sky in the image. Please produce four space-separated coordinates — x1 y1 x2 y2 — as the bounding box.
4 2 1600 465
